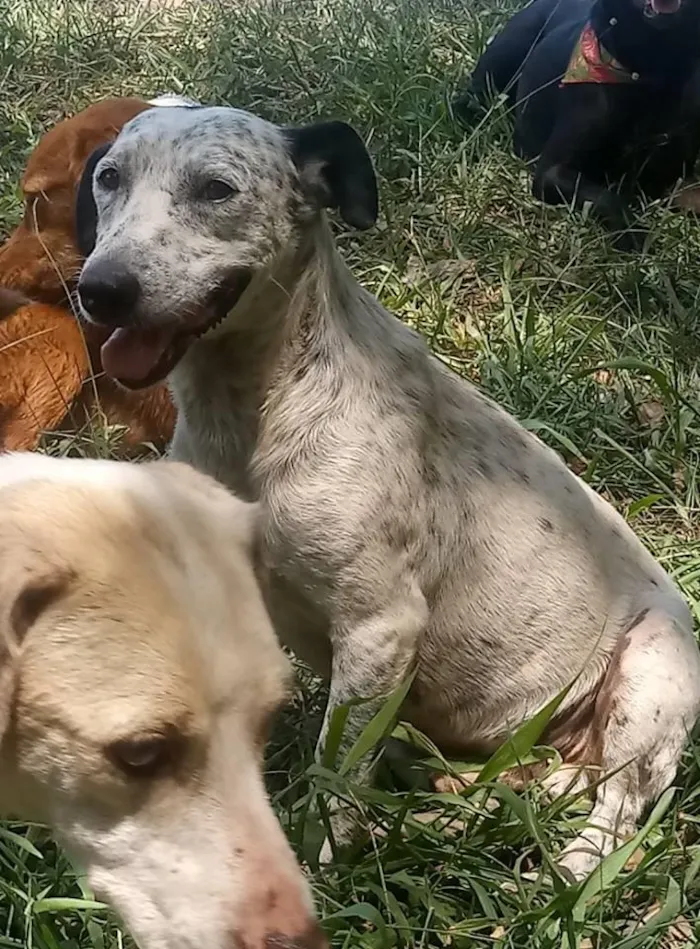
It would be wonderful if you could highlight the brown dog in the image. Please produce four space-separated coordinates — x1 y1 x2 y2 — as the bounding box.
0 98 175 453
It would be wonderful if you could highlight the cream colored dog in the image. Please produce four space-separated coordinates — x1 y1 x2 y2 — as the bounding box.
0 452 325 949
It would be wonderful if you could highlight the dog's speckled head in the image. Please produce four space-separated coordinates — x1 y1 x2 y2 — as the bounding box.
75 105 378 389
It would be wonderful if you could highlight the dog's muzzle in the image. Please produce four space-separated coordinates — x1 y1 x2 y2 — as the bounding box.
77 260 253 389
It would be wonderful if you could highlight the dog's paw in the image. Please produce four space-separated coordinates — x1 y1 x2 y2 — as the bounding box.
557 834 613 882
556 843 601 883
452 86 482 126
541 764 591 801
557 827 614 882
318 836 335 867
430 771 480 794
611 227 648 253
317 805 366 866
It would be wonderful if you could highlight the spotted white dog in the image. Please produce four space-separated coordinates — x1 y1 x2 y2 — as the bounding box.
74 101 700 880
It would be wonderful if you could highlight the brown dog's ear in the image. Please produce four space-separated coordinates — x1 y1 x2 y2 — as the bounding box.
0 540 72 743
75 142 112 257
285 121 378 230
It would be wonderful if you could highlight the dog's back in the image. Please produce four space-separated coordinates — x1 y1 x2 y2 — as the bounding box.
512 16 589 159
460 0 591 114
405 357 680 726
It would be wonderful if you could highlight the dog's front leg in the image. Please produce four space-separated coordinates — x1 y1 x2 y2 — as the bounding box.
317 575 428 863
646 64 700 198
530 88 643 250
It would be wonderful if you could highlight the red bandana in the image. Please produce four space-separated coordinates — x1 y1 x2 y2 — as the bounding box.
561 22 640 85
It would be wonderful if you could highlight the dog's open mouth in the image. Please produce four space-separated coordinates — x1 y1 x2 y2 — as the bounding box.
100 270 253 390
648 0 682 14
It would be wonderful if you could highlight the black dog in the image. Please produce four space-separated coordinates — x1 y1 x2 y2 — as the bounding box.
457 0 700 245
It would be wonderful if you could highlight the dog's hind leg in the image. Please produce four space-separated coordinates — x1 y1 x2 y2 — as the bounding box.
557 607 700 881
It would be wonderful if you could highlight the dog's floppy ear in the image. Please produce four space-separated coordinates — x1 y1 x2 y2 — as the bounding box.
286 121 378 230
75 142 112 257
0 530 72 743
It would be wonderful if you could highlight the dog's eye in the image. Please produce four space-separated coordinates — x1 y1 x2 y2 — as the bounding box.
200 179 236 202
97 167 120 192
107 732 179 778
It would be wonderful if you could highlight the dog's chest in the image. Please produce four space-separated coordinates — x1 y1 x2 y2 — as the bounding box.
626 89 686 138
603 84 694 165
257 466 358 601
174 358 358 614
171 348 263 499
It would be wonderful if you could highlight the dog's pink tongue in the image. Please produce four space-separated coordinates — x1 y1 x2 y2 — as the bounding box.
651 0 681 13
101 327 172 382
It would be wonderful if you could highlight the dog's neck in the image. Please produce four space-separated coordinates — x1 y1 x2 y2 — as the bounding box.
171 216 369 498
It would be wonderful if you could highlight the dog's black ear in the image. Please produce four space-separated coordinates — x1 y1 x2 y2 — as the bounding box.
75 142 112 257
286 121 378 230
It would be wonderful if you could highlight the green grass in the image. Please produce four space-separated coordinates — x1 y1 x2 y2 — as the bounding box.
1 0 700 945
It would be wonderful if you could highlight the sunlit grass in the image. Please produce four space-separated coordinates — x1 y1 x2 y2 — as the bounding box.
1 0 699 945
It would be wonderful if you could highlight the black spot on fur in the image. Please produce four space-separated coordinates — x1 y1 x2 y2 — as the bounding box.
538 516 554 533
476 457 493 479
422 459 441 487
625 607 650 634
481 637 502 651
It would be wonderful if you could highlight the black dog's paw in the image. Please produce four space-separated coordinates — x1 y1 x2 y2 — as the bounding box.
596 195 647 252
611 226 648 253
452 84 482 126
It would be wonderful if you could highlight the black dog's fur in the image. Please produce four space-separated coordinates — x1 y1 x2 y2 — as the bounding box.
457 0 700 245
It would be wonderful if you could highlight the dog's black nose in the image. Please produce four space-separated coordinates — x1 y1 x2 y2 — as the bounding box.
78 260 141 325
